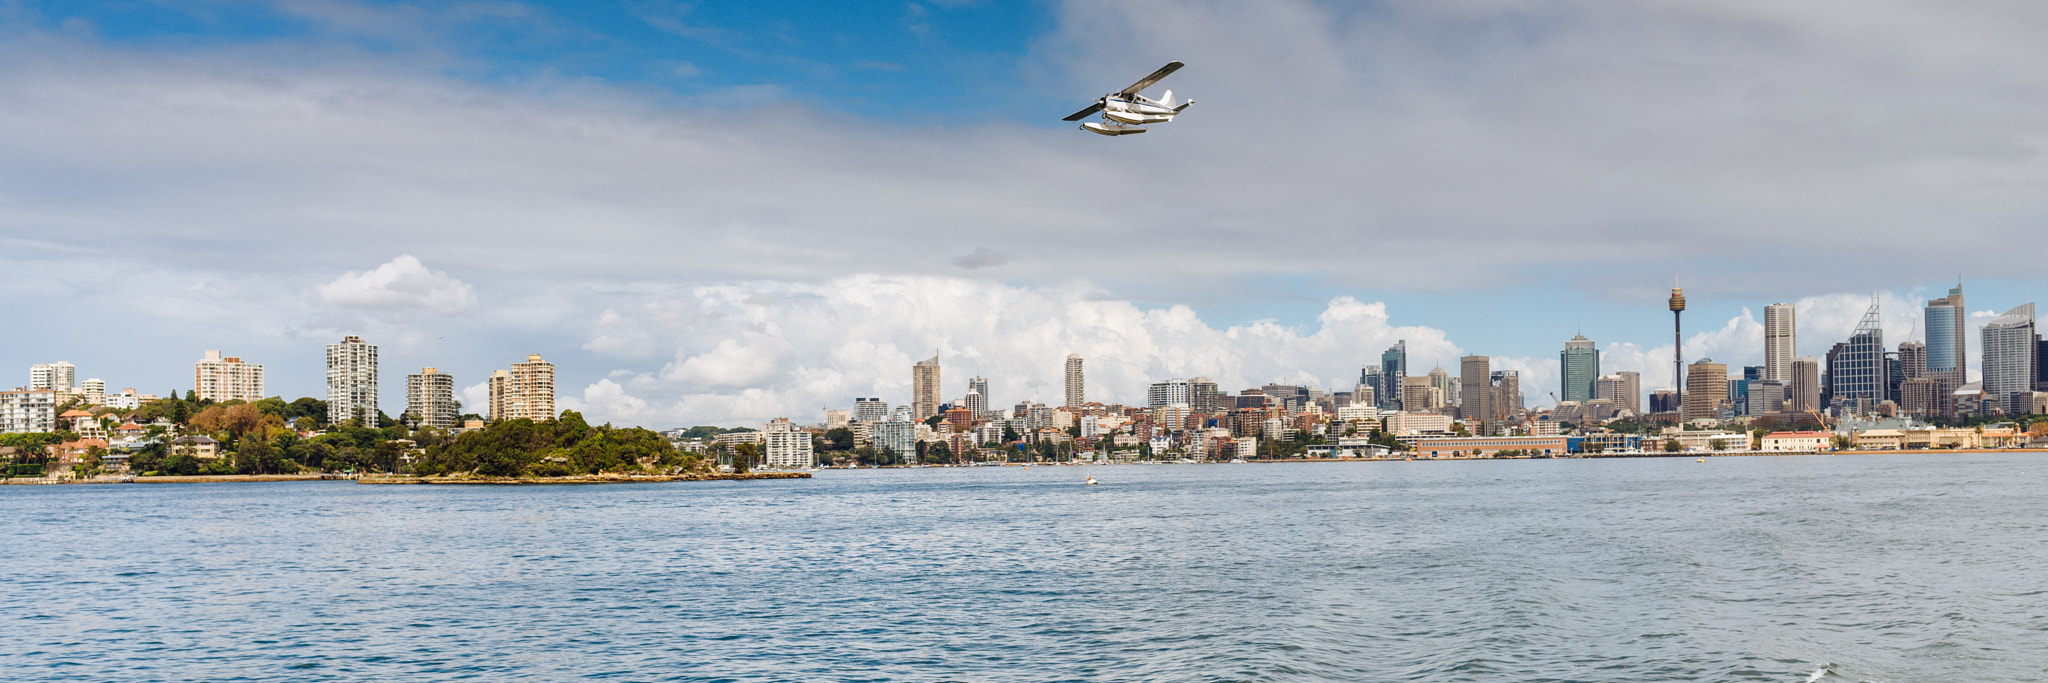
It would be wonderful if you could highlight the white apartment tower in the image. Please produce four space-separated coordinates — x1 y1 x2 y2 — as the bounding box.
405 367 460 429
1764 303 1796 382
326 336 379 425
762 418 814 468
29 361 75 392
195 350 265 403
1981 304 2038 415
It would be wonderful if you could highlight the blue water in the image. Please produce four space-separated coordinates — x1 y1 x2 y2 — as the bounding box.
5 454 2047 681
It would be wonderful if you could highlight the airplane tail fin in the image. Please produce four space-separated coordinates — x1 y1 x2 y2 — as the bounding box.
1162 90 1173 107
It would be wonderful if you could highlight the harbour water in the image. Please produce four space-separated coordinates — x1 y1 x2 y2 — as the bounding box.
5 454 2046 681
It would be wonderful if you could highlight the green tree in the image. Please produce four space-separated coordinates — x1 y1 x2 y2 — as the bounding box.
822 427 855 451
1663 439 1683 453
926 441 952 464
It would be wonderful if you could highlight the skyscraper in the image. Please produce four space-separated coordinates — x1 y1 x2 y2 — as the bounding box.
1459 356 1493 436
914 355 942 420
193 351 264 403
1764 302 1796 382
325 336 379 425
1924 285 1966 416
1669 288 1686 411
1380 341 1407 410
1789 357 1822 413
405 368 459 429
1596 372 1641 414
1981 304 2038 415
1830 298 1887 414
1492 370 1521 422
1063 354 1084 409
854 397 888 424
966 376 990 419
1682 359 1728 422
1560 335 1599 403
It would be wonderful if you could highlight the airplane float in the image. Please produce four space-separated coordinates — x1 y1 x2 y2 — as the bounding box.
1063 61 1193 136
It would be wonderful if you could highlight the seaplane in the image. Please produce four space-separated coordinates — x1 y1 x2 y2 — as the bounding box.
1063 61 1193 136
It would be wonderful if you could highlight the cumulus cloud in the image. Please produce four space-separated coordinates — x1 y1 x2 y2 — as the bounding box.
557 276 1465 426
315 255 477 314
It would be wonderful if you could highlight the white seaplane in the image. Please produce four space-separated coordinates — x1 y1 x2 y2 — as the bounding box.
1063 61 1193 136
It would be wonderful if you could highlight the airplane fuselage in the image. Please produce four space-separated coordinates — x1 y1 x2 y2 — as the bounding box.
1101 96 1180 125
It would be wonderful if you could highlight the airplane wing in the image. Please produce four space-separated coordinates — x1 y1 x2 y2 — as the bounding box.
1062 102 1105 122
1117 62 1184 97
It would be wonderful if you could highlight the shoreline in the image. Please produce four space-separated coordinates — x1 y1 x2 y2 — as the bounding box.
357 472 811 485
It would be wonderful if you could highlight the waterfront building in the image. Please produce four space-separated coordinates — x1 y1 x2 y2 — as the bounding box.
326 336 379 426
490 354 557 422
194 350 265 403
29 361 75 392
1981 304 2039 415
1595 372 1641 414
1681 359 1729 422
872 419 917 460
1413 435 1568 458
854 398 888 424
1459 356 1494 436
913 355 942 420
762 418 814 468
1764 303 1796 382
405 368 459 430
1789 357 1822 413
1760 431 1832 452
1064 354 1084 409
0 388 57 433
1560 335 1599 403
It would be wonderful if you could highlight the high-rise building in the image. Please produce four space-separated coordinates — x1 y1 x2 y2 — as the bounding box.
29 361 75 392
1925 286 1967 416
1063 354 1084 409
1682 359 1728 422
1747 379 1786 415
967 377 990 418
1492 370 1522 423
1898 342 1927 380
854 397 888 424
1560 335 1599 402
405 368 459 429
1981 304 2038 415
326 336 379 425
1764 303 1796 382
1400 376 1436 412
1459 356 1494 436
1360 365 1382 407
1596 372 1641 414
194 350 265 403
1649 389 1679 414
1829 298 1887 414
1148 378 1192 408
762 418 814 468
490 354 557 422
963 391 987 422
1380 342 1408 410
1789 357 1822 413
1190 377 1220 414
914 355 942 420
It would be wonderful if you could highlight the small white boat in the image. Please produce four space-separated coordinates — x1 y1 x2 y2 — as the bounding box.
1085 477 1098 485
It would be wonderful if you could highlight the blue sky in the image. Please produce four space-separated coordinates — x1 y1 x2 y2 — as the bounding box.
4 1 2047 426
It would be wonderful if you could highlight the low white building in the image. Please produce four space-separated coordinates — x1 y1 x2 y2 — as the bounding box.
1760 431 1832 452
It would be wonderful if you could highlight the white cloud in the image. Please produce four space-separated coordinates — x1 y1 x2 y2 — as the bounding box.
556 276 1466 427
315 255 476 314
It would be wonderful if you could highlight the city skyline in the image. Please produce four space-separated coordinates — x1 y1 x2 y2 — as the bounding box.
4 2 2048 428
